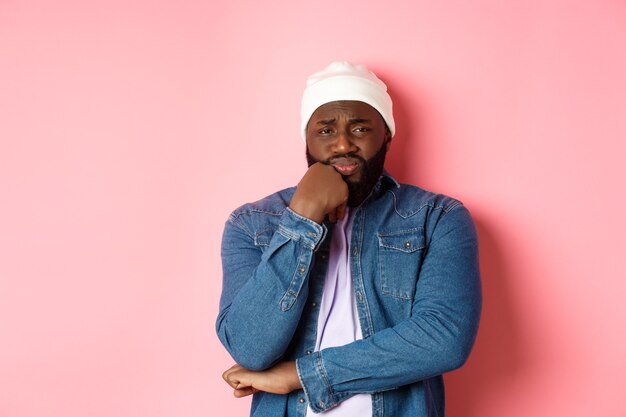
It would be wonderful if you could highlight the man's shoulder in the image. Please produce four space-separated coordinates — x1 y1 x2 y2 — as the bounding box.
385 180 464 217
229 186 296 220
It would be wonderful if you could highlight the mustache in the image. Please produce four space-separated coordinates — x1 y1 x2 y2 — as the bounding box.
320 153 366 165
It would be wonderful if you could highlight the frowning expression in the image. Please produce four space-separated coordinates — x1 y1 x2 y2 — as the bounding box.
305 100 391 182
305 100 391 207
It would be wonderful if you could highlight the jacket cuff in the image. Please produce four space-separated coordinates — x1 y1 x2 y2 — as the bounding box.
278 208 327 251
296 352 336 413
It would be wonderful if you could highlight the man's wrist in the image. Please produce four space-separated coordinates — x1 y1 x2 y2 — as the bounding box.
280 208 327 252
282 361 303 391
289 200 325 224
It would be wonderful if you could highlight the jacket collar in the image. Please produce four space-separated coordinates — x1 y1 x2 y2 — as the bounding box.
360 170 400 205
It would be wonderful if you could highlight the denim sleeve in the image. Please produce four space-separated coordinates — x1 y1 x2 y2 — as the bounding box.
216 207 327 371
296 204 482 413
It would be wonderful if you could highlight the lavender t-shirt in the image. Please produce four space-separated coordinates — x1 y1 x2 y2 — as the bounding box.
306 208 372 416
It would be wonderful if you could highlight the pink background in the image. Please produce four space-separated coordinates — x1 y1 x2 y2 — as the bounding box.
1 1 625 416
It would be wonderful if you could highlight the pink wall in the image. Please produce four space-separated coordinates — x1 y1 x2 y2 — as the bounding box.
1 1 625 416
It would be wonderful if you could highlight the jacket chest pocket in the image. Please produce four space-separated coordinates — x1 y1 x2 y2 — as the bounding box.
377 228 425 300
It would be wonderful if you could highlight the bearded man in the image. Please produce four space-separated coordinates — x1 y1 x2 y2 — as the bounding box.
217 61 482 417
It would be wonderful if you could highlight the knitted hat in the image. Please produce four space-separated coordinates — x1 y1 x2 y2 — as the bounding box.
300 61 395 140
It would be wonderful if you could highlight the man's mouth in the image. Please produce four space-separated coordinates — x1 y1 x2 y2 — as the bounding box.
330 157 361 176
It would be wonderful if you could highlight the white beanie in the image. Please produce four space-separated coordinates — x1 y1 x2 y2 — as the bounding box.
300 61 395 140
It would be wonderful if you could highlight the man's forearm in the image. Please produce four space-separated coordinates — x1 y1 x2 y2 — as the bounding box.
217 208 326 370
222 362 302 398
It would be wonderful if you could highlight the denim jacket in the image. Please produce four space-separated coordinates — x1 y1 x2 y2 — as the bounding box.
217 173 481 417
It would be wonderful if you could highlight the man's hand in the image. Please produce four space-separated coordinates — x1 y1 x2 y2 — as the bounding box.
289 162 348 224
222 361 302 398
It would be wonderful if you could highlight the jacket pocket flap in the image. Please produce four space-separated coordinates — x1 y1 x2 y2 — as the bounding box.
377 228 425 253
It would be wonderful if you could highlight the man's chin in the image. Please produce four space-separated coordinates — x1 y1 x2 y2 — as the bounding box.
341 174 360 183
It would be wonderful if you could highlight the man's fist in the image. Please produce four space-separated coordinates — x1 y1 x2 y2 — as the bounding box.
289 162 349 224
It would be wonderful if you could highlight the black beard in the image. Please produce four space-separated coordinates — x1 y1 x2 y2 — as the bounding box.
306 143 388 207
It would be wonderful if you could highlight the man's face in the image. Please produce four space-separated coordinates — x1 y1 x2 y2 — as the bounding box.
305 100 391 207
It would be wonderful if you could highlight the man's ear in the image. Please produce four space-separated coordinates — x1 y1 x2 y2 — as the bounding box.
384 127 392 150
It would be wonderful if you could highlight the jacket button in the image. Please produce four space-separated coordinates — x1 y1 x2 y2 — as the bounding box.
405 241 411 248
312 302 317 307
299 398 305 404
306 350 312 355
299 266 306 274
357 291 363 301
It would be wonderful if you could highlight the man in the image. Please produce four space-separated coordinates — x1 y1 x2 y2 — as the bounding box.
217 61 481 417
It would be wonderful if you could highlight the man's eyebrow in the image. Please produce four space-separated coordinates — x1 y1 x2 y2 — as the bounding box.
314 117 371 125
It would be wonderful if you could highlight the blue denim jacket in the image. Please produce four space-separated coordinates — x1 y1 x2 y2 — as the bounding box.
217 173 481 417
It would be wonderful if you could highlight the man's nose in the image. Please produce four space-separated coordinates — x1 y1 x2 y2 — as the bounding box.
332 131 357 154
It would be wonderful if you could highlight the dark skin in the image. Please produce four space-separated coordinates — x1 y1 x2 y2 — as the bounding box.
291 100 391 223
222 100 392 398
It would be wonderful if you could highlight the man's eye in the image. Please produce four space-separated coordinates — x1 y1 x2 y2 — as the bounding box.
354 127 370 132
319 129 332 134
